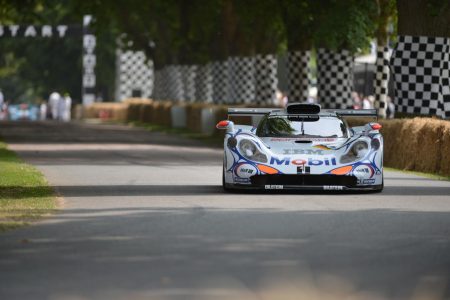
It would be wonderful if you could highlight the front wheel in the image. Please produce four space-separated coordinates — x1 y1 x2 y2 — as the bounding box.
222 166 231 192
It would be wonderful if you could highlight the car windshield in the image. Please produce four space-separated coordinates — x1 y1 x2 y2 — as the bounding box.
256 115 348 138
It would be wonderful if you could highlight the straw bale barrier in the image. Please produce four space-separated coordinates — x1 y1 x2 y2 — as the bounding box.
152 101 173 127
186 103 208 132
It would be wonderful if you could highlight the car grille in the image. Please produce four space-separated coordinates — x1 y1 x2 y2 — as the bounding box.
250 174 358 187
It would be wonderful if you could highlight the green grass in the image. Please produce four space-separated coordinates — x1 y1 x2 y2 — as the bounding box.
0 142 57 232
385 167 450 181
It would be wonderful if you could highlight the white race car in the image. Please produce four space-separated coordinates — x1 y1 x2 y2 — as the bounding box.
217 103 383 192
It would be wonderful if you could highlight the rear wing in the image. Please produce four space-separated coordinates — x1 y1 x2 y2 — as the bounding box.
227 108 281 116
322 109 378 118
228 106 378 118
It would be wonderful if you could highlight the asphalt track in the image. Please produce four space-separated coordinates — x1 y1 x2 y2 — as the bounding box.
0 121 450 300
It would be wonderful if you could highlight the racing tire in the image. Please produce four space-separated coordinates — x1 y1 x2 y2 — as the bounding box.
222 167 231 192
373 173 384 193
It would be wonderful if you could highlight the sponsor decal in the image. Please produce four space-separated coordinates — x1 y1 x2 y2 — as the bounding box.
234 177 250 183
283 149 324 155
297 166 311 174
265 185 284 190
323 185 344 190
270 157 337 166
353 165 374 179
358 178 375 184
235 163 257 178
314 145 333 150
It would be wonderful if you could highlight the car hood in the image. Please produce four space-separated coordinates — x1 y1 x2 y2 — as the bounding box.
260 137 348 156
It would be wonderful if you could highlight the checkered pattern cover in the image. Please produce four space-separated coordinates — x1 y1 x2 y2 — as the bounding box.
254 54 278 105
152 69 163 100
287 51 310 102
180 65 198 102
195 63 213 103
165 65 184 101
212 60 229 104
228 56 255 104
391 35 450 118
115 50 153 101
373 45 390 117
317 48 354 109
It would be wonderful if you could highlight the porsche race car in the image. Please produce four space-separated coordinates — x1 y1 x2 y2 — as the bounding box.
216 103 383 192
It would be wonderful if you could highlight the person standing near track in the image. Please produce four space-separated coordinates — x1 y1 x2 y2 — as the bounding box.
49 91 61 120
62 92 72 122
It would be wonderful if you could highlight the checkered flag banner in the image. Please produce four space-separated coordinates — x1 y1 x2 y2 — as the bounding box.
180 65 198 102
317 48 354 109
195 63 213 103
212 60 229 104
287 51 310 102
152 69 164 100
228 56 255 104
164 65 184 101
115 49 154 101
373 45 390 118
254 54 278 106
391 35 450 118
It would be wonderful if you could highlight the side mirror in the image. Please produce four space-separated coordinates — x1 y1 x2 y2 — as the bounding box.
216 120 234 132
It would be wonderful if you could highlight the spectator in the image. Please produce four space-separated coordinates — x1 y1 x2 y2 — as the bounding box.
62 93 72 122
351 91 361 109
362 96 373 109
49 91 61 120
40 101 47 121
386 96 395 119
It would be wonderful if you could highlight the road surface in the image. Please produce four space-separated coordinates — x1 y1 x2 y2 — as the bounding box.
1 121 449 300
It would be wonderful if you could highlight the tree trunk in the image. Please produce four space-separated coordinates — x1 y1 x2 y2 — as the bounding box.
317 48 354 109
287 51 310 103
254 54 278 106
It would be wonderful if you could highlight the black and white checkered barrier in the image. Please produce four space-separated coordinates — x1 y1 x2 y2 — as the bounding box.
195 63 213 103
317 48 354 109
180 65 198 102
391 36 450 118
287 51 310 102
115 50 154 101
373 45 390 117
164 65 184 101
152 69 164 100
228 56 255 104
254 54 278 105
212 60 229 104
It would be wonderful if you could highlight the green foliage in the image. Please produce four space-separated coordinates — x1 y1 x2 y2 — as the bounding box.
0 0 393 101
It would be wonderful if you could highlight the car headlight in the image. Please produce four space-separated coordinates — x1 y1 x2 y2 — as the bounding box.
340 141 369 164
238 139 268 163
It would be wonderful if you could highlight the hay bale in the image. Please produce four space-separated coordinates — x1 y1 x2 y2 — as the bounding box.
139 102 154 123
440 123 450 176
186 103 206 132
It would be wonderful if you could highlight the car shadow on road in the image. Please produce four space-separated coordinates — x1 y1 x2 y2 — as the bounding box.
1 184 450 198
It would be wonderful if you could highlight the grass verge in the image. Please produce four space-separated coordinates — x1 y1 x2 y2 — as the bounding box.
384 167 450 182
0 141 57 232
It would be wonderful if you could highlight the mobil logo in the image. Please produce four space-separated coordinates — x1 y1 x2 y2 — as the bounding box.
270 157 337 166
235 163 257 178
353 164 374 179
